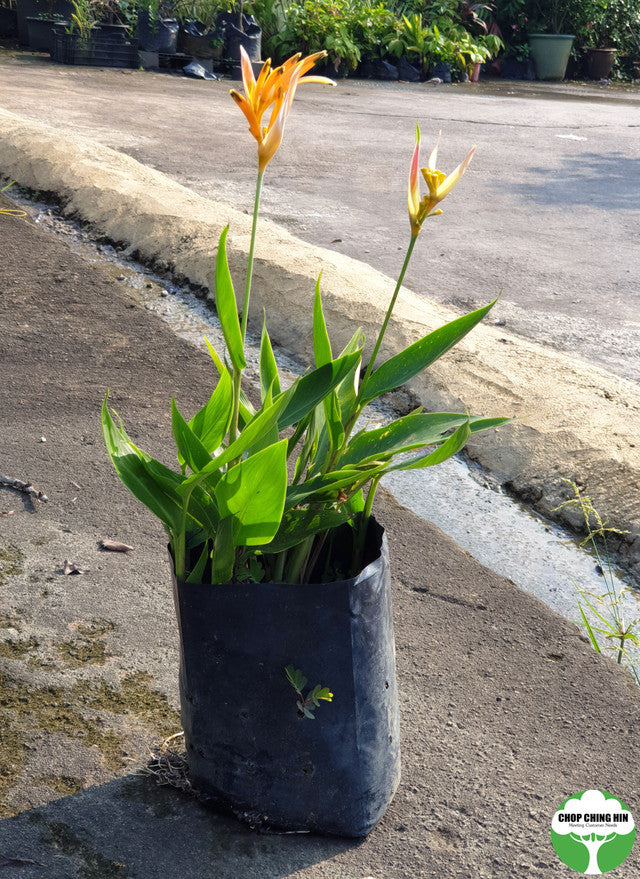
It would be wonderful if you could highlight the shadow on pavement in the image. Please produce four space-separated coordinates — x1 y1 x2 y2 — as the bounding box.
0 775 357 879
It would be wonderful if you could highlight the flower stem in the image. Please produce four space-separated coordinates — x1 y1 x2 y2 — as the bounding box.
241 169 264 343
360 234 418 392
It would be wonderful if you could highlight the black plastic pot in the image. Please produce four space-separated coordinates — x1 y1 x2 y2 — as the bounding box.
172 518 400 838
136 8 178 53
0 6 18 38
15 0 71 44
26 15 66 52
224 13 260 63
177 20 222 60
430 61 452 82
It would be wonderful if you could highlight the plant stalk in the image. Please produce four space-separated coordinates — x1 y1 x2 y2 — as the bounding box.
241 169 264 344
360 234 417 392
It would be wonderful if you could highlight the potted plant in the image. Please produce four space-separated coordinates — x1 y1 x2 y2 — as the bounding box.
174 0 229 61
525 0 583 79
577 0 626 78
53 0 138 64
25 0 70 51
137 0 178 53
0 0 19 39
103 48 510 837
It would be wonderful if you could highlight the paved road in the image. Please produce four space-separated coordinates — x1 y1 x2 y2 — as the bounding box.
0 51 638 382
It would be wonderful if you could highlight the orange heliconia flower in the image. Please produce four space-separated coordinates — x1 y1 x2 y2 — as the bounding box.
230 47 335 172
408 125 476 237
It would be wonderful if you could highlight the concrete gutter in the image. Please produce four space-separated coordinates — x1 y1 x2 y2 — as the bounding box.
0 105 638 573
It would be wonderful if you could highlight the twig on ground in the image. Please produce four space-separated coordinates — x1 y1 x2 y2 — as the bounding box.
0 476 48 503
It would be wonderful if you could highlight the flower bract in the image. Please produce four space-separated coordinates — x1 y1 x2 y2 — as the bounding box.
230 47 336 172
408 125 476 236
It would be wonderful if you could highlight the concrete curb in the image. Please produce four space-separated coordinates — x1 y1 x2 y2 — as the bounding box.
1 105 638 572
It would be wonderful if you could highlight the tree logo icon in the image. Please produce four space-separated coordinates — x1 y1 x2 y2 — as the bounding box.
551 790 635 874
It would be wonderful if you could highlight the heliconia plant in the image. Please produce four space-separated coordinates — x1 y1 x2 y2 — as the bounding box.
102 46 509 586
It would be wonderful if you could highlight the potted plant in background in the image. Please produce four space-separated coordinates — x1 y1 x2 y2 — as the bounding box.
137 0 179 54
103 47 510 837
25 0 70 52
0 0 19 39
525 0 583 79
53 0 138 65
577 0 626 79
174 0 229 64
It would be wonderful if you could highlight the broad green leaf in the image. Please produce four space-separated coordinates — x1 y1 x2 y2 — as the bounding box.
386 418 471 472
260 314 281 402
259 506 353 554
182 391 292 492
214 440 288 545
285 466 381 509
172 399 213 473
215 225 246 372
339 413 510 468
359 299 496 403
102 397 184 532
313 276 332 367
189 369 233 454
277 350 362 430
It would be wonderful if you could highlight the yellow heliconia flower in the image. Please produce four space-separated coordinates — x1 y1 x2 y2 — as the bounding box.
230 47 336 172
408 125 476 237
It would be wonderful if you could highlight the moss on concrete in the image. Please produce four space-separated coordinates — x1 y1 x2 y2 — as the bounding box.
0 721 26 810
0 543 23 586
34 774 85 796
57 621 116 668
0 636 39 658
0 668 180 817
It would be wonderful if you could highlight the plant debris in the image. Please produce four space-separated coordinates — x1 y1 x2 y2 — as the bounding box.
63 560 89 576
0 476 48 502
141 733 192 793
99 539 133 553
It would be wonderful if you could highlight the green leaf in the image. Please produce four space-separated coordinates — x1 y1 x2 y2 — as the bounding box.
172 399 213 472
260 313 281 402
285 665 307 693
214 440 288 545
183 391 291 492
188 369 233 454
339 413 510 468
186 540 210 583
359 300 496 403
277 350 362 430
210 516 236 584
285 466 381 508
102 396 184 532
312 685 333 703
215 225 246 372
204 337 224 375
386 418 471 472
313 276 332 367
259 506 353 554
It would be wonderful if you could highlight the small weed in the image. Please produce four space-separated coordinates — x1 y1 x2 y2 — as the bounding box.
555 480 639 685
285 666 333 719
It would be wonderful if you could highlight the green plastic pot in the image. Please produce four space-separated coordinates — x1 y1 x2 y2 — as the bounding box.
528 33 575 81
